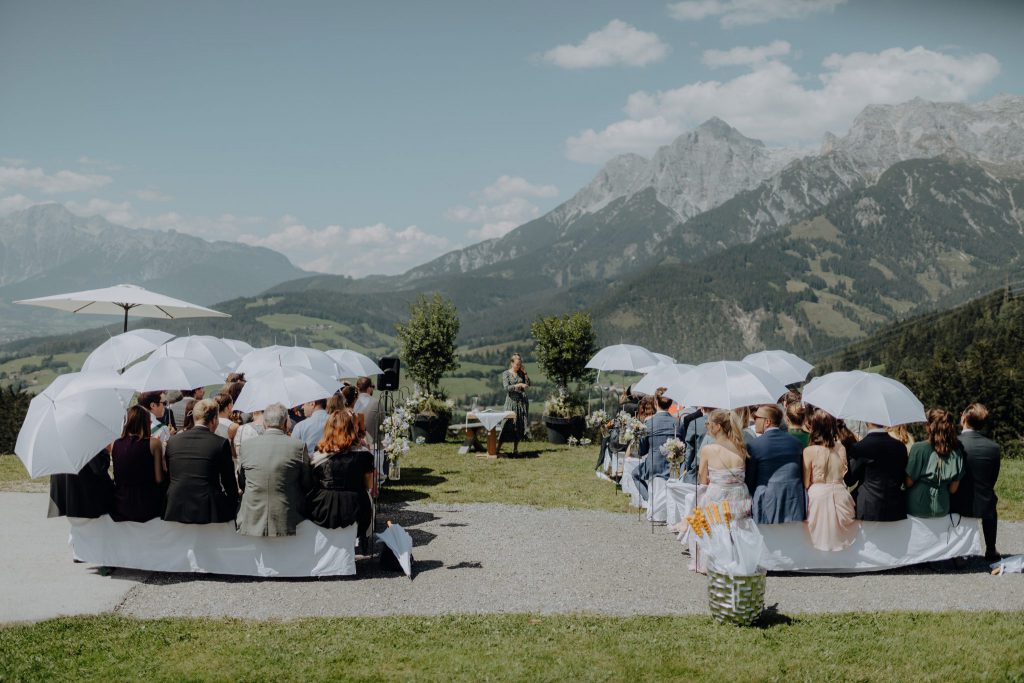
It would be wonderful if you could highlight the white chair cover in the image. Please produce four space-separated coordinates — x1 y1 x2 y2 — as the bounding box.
68 517 357 577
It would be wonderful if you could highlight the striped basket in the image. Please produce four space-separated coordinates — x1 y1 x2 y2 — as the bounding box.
707 566 766 626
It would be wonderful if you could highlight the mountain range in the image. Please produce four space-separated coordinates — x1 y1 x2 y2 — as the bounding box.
3 95 1024 364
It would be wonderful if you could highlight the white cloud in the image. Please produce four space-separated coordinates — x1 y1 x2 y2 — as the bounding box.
65 198 136 226
77 156 123 171
669 0 845 28
702 40 791 67
0 165 112 194
480 175 558 201
0 194 40 215
135 188 173 202
566 46 1000 162
239 217 451 276
447 175 560 240
541 20 669 69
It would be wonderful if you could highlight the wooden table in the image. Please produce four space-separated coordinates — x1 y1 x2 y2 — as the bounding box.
466 411 516 457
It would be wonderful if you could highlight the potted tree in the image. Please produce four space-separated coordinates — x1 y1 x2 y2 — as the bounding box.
395 293 460 443
530 312 596 444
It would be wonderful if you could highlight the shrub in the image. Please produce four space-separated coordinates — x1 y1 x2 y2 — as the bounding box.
395 293 461 399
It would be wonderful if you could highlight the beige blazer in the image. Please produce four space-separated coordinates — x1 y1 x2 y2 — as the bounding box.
235 429 312 537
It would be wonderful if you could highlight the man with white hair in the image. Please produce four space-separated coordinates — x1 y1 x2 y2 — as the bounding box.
235 403 313 537
163 398 239 524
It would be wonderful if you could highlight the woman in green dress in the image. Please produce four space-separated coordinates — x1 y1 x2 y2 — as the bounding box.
905 408 964 517
499 353 530 455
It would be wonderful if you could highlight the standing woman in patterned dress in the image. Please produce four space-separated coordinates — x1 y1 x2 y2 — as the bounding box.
499 353 530 456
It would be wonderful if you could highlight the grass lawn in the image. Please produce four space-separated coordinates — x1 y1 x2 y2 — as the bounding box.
379 441 632 513
0 454 48 493
1 612 1022 681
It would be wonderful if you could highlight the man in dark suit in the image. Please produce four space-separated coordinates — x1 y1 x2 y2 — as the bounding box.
746 404 806 523
952 403 1002 561
845 422 908 521
163 398 239 524
677 407 708 484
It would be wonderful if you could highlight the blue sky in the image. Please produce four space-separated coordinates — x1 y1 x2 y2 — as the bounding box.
1 0 1022 275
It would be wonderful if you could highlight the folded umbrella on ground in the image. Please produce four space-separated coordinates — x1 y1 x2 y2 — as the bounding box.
378 521 414 578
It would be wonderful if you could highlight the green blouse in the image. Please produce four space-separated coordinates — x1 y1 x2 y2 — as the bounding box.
905 441 964 518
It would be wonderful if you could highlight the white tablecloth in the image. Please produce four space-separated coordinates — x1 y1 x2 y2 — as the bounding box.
68 516 357 577
758 516 981 573
665 480 697 528
469 411 513 433
619 457 641 507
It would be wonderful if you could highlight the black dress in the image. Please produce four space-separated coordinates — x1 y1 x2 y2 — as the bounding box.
111 436 164 523
47 451 114 519
307 449 374 537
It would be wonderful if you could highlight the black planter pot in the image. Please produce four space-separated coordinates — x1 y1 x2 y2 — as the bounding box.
411 414 451 443
544 416 586 444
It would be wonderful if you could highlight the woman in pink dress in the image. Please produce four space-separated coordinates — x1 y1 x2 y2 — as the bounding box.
803 408 859 551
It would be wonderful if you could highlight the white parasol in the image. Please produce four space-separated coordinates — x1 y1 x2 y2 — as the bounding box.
233 365 341 413
119 356 226 392
325 349 384 378
378 521 414 578
676 361 789 410
220 338 255 357
637 352 678 374
633 363 696 398
81 329 174 372
15 372 135 477
802 370 925 427
155 335 240 373
236 346 339 378
14 283 229 332
585 344 661 373
741 350 814 386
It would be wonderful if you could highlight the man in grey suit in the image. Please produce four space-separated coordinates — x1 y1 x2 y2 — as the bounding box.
236 403 313 537
952 403 1002 561
356 377 381 448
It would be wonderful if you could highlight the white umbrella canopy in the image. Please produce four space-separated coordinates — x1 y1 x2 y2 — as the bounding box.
220 338 255 357
236 346 338 378
803 371 925 427
155 335 240 373
81 329 174 372
233 366 342 413
379 521 414 578
14 283 229 332
742 350 814 386
15 372 135 477
325 349 383 378
585 344 661 373
676 361 789 410
633 363 696 397
119 356 226 392
637 352 677 374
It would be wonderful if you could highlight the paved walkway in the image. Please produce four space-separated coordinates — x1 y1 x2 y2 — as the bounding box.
2 493 1022 623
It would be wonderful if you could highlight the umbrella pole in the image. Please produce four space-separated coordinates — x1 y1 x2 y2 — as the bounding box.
122 306 128 333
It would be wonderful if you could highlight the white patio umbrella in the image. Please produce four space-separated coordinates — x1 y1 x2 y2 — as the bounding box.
585 344 661 373
325 349 384 378
676 360 789 410
803 371 925 427
236 346 338 378
119 356 226 392
14 283 230 332
220 338 255 357
378 521 414 578
81 328 174 372
633 363 696 397
637 352 677 374
233 366 341 413
155 335 240 373
742 350 814 386
15 372 135 477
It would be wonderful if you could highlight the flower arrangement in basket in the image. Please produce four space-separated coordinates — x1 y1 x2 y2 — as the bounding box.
617 412 647 447
660 437 685 479
687 501 767 626
382 407 412 480
585 409 609 436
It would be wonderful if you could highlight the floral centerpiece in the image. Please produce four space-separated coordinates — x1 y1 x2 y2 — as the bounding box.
660 437 686 479
585 409 609 436
381 408 412 480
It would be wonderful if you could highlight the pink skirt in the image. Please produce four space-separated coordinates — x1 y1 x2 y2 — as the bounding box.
806 482 859 551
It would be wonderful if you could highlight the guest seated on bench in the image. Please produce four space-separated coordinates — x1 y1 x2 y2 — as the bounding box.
236 403 313 537
308 410 375 550
163 398 239 525
110 405 165 523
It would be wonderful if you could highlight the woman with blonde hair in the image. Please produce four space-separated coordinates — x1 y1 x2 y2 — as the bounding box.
803 409 858 551
306 410 375 549
905 408 964 518
498 352 530 455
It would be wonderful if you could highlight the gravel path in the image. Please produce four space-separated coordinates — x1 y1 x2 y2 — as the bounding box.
117 502 1024 619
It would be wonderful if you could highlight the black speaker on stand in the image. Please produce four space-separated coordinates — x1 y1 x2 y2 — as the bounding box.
378 356 400 391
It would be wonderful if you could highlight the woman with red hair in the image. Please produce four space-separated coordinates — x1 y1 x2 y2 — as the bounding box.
306 410 375 548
